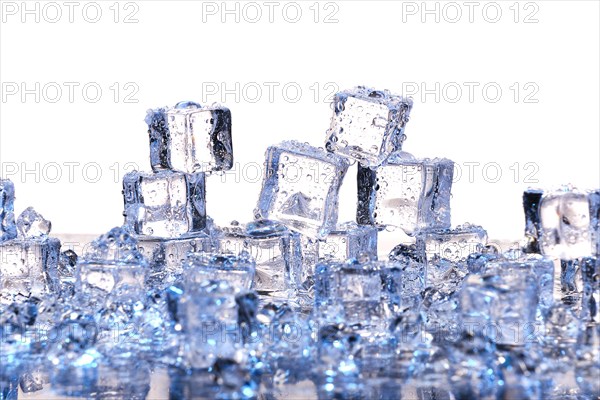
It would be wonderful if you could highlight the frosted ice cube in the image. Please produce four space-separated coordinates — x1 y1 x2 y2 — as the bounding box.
146 101 233 174
357 151 454 235
16 207 51 239
75 227 148 306
0 179 16 242
123 170 206 238
0 237 60 304
255 141 350 239
216 220 300 301
325 86 413 167
184 251 256 291
524 186 600 259
314 257 402 333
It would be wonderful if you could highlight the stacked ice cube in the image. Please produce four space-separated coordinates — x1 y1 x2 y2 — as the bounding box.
0 180 61 305
122 101 231 284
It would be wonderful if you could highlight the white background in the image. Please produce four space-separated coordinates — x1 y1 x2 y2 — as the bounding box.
1 0 598 241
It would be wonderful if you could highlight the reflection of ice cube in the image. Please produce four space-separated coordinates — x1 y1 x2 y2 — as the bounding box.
146 101 233 174
255 141 350 239
123 170 206 238
357 152 453 235
325 86 413 167
524 186 599 259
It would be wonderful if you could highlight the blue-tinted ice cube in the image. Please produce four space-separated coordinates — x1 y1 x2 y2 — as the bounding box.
325 86 413 167
0 237 60 304
255 141 350 239
315 257 402 332
0 179 16 242
461 265 539 346
216 220 300 301
575 323 600 397
146 101 233 174
357 151 454 235
75 227 148 306
16 207 51 239
581 257 599 323
523 185 600 259
184 251 256 291
123 170 206 238
179 279 243 369
388 244 426 310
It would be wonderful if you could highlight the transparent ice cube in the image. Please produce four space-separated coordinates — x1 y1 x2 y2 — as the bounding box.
314 257 402 333
524 186 600 259
0 179 16 242
325 86 413 167
461 265 539 346
295 221 378 302
255 141 350 239
357 151 454 235
179 279 243 369
135 231 215 287
16 207 51 239
216 220 300 301
123 170 206 238
416 223 488 265
581 257 599 323
0 236 60 304
184 251 256 291
75 227 148 307
146 101 233 174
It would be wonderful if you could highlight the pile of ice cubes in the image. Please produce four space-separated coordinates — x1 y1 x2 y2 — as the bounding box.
1 87 598 399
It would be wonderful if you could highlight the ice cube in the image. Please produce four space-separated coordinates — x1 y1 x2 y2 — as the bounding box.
179 279 243 369
581 257 599 323
575 323 600 397
523 186 600 259
57 249 78 296
416 223 488 265
75 227 148 306
216 220 300 301
255 141 350 238
184 251 256 291
123 170 206 238
314 257 402 333
46 313 101 397
16 207 51 239
0 236 60 304
0 179 16 242
357 151 454 234
325 86 413 167
447 331 499 399
388 245 426 310
135 231 215 287
295 221 378 302
146 101 233 174
461 264 539 346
